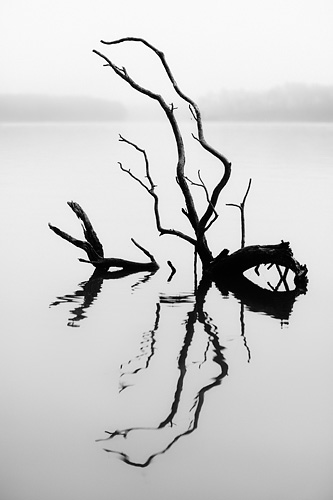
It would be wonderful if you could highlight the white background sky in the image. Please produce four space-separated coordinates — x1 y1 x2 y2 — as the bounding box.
1 0 333 103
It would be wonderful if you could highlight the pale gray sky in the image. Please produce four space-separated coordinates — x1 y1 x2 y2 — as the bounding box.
1 0 333 104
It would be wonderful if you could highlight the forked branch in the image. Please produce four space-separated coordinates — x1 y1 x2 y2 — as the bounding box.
91 37 308 289
185 170 219 232
227 178 252 248
93 37 233 266
49 202 159 273
93 41 200 235
118 135 196 246
96 38 231 235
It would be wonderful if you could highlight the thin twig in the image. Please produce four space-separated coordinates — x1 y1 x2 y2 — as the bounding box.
93 37 233 264
131 238 156 263
117 134 196 246
275 264 290 292
93 41 201 235
185 171 219 232
226 178 252 248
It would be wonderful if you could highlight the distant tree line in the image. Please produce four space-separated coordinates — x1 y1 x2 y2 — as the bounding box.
0 95 126 122
199 84 333 122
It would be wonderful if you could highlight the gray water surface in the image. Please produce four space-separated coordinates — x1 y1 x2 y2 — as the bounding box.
0 122 332 500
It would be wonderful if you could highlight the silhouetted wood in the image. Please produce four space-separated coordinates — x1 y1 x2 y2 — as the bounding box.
91 37 308 293
93 37 231 268
49 201 159 273
50 267 157 327
214 274 300 321
226 178 252 248
208 241 308 289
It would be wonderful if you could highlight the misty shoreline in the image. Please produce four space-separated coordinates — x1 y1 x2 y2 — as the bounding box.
1 85 333 123
0 95 127 123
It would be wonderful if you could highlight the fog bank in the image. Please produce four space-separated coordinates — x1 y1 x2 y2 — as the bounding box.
199 84 333 122
0 95 127 122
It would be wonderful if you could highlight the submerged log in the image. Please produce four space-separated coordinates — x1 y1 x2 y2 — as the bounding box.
49 201 159 273
208 241 308 293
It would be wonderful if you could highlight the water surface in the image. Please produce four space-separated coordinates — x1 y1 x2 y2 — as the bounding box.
0 121 332 499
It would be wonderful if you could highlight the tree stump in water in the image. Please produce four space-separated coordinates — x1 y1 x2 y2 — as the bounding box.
49 201 159 274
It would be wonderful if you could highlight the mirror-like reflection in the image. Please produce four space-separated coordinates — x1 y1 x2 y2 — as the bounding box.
96 279 228 467
214 272 304 322
118 302 160 392
50 268 157 327
50 269 302 467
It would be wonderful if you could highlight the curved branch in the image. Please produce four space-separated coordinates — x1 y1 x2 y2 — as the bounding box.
98 37 231 235
189 99 232 233
118 135 196 246
93 43 199 233
242 177 252 206
226 178 252 248
185 170 218 232
49 202 159 272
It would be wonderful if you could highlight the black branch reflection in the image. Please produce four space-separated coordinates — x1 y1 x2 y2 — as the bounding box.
119 302 160 392
214 272 304 322
50 263 303 466
49 267 157 327
96 279 228 468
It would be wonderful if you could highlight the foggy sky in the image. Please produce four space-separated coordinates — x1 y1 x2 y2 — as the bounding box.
1 0 333 106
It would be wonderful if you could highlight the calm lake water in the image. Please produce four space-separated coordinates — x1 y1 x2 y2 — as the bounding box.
0 121 332 500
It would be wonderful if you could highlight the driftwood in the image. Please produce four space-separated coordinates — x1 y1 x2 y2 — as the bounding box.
50 38 308 302
91 37 308 294
209 241 308 290
49 201 159 274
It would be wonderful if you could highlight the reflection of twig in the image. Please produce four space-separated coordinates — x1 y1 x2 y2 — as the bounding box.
130 271 154 291
119 303 160 391
98 278 228 467
240 302 251 363
196 339 210 368
214 272 300 321
50 270 104 327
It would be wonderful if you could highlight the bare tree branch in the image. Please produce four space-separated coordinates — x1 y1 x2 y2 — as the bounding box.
242 177 252 206
197 171 219 232
93 37 215 265
96 37 231 236
118 135 196 246
118 134 154 192
92 38 307 289
226 178 252 248
93 43 200 235
49 202 159 272
185 170 219 232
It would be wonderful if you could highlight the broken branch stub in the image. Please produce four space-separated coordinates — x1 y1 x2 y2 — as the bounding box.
209 241 308 292
67 201 104 258
49 202 159 273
